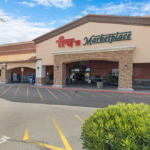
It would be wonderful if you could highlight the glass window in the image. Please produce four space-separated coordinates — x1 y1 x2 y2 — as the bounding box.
86 68 90 71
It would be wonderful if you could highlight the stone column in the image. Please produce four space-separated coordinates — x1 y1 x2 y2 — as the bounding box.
35 60 46 85
1 63 11 84
53 61 66 88
118 51 134 92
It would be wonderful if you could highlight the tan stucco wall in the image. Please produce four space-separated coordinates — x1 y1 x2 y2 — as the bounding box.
36 22 150 65
7 62 36 70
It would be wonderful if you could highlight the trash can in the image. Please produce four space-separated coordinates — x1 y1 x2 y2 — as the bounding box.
97 82 103 89
69 78 72 83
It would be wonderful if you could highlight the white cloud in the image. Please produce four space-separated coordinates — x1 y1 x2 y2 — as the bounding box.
18 1 35 7
32 0 74 9
0 9 54 45
49 20 57 24
32 0 50 6
81 10 88 15
83 2 150 16
74 15 82 19
5 0 8 2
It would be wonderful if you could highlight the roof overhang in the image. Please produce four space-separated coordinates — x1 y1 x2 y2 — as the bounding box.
33 14 150 44
51 45 137 55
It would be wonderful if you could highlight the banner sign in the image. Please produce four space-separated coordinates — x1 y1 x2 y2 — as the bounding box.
56 36 80 47
83 31 131 46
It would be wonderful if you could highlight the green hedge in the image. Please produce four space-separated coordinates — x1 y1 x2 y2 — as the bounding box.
81 102 150 150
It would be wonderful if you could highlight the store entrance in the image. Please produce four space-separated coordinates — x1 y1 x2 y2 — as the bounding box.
69 67 91 83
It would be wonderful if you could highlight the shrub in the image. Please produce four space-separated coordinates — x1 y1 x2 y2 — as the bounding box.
81 102 150 150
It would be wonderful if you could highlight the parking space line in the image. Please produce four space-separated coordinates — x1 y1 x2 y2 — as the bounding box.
83 91 96 97
53 119 72 150
27 87 29 101
70 91 82 97
36 142 65 150
0 104 9 118
94 92 111 98
0 85 13 97
58 90 71 98
0 85 6 89
23 128 28 141
36 88 44 102
47 89 59 100
12 86 20 98
75 115 85 123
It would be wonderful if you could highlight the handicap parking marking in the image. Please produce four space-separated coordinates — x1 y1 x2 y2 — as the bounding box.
70 91 82 97
58 90 72 99
82 91 97 97
36 88 44 103
0 136 10 144
12 86 20 98
75 115 85 123
0 85 13 97
47 89 59 100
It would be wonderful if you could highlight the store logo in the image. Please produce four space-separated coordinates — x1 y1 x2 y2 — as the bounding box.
56 36 81 47
83 31 132 46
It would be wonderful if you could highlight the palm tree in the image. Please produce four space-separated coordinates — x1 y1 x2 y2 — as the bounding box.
0 18 5 22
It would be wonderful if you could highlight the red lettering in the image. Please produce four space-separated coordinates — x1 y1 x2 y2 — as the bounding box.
56 36 81 47
75 40 81 46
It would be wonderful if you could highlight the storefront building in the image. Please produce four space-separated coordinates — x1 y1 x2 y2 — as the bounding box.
1 15 150 92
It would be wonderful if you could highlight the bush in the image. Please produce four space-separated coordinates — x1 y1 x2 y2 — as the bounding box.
106 76 118 83
81 102 150 150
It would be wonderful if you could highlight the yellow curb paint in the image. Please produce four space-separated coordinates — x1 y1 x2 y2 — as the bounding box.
0 85 13 97
12 86 20 98
75 115 85 123
58 90 71 98
83 92 96 97
70 91 82 97
53 119 72 150
23 128 28 141
47 89 59 100
0 85 6 89
27 87 29 101
36 88 44 102
0 104 9 118
95 92 111 98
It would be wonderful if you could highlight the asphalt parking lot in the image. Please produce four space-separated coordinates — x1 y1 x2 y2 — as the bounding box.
0 84 150 150
0 84 150 107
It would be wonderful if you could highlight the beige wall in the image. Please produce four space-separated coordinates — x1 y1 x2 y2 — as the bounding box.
36 22 150 65
7 62 36 70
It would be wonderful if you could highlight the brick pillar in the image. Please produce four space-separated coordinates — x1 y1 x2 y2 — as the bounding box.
53 62 66 88
1 63 11 83
118 52 134 92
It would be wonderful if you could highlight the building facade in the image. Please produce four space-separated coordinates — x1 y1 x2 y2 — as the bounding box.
1 15 150 92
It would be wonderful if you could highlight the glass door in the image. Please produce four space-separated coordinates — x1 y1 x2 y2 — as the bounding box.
84 72 90 83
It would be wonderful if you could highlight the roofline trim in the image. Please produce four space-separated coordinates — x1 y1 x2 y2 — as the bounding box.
0 41 34 47
51 45 137 55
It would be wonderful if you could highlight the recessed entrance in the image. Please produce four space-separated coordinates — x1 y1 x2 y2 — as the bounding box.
66 60 119 89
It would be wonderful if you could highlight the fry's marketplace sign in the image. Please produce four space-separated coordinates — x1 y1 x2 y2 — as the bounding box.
56 31 131 47
83 31 131 46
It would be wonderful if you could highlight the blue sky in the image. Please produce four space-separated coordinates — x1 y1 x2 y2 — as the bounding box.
0 0 150 44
